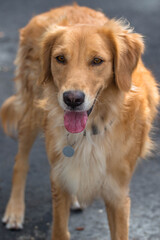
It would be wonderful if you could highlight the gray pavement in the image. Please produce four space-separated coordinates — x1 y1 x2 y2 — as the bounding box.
0 0 160 239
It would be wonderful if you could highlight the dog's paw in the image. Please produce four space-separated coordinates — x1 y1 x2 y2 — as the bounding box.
71 196 83 212
2 200 24 230
52 231 70 240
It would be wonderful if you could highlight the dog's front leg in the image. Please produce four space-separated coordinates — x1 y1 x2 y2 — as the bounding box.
105 196 130 240
2 125 38 229
51 179 71 240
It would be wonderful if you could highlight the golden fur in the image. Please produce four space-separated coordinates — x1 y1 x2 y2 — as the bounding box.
0 4 159 240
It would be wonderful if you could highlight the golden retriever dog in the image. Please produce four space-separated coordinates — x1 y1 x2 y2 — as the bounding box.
1 4 159 240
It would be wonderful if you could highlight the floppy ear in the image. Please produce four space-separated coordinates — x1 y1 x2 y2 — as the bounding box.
103 20 144 91
40 28 65 84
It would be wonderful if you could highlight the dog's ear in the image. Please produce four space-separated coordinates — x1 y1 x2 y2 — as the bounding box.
40 27 65 85
102 20 144 91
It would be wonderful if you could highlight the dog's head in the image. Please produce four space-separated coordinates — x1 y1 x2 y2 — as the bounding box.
40 20 144 133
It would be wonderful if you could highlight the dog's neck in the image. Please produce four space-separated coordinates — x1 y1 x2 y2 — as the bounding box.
63 119 114 157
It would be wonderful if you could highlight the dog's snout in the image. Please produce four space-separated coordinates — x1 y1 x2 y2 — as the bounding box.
63 91 85 108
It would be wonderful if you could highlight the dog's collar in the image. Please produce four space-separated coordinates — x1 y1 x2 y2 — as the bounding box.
63 120 114 157
62 127 102 157
83 124 101 136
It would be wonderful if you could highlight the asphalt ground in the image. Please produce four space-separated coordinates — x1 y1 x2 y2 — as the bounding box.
0 0 160 239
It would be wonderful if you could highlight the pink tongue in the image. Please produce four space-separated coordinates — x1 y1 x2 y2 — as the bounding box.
64 111 88 133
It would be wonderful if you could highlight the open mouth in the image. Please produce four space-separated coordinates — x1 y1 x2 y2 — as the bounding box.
64 106 93 134
64 111 88 133
64 88 101 134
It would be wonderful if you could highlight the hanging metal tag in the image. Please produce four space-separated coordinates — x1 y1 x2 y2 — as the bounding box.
63 145 75 157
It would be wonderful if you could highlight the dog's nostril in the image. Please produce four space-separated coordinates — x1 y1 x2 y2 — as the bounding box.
75 99 80 103
63 91 85 108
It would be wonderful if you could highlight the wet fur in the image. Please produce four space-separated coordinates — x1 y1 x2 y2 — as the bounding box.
0 4 159 240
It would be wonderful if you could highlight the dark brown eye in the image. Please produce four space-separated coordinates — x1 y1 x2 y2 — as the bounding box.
92 58 103 65
56 55 66 64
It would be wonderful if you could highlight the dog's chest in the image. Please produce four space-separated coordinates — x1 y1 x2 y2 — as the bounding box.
53 132 108 203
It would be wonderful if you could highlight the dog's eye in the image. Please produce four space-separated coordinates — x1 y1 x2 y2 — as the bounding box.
56 55 66 64
92 58 104 66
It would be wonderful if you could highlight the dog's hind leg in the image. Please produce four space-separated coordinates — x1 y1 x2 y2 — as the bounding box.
71 195 83 212
2 123 39 229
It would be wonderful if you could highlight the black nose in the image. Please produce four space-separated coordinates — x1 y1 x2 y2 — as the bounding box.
63 91 85 108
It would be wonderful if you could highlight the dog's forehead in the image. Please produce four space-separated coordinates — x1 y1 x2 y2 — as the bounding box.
56 25 109 52
66 25 101 40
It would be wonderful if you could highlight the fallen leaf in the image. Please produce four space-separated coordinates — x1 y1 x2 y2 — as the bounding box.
0 32 4 38
75 226 84 231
